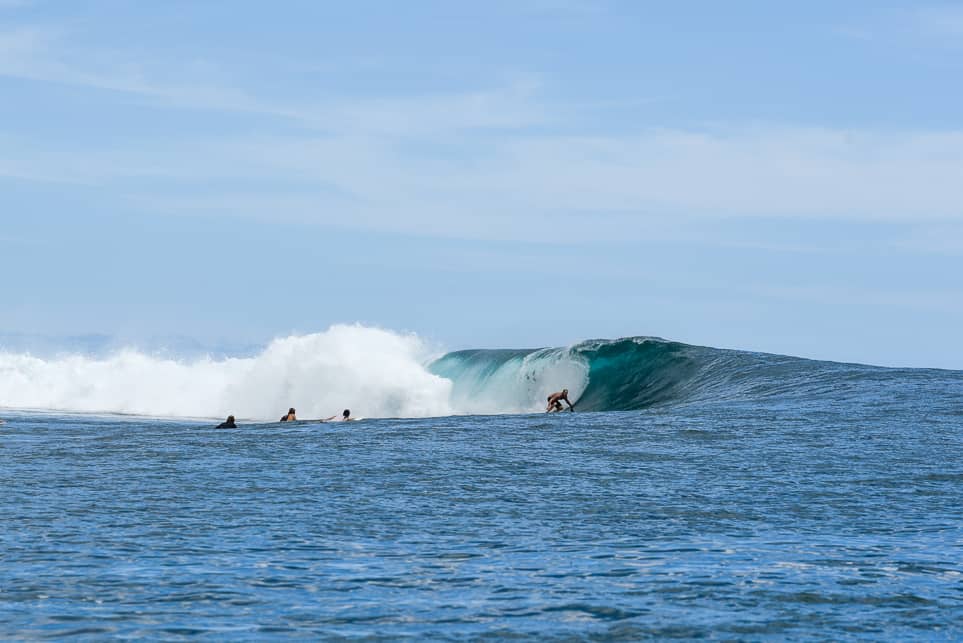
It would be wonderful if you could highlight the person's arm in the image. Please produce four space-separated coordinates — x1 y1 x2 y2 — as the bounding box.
564 395 575 411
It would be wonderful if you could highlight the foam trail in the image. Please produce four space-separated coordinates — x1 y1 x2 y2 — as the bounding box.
0 325 454 420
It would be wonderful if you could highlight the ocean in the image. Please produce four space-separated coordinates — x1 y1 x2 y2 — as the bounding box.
1 331 962 639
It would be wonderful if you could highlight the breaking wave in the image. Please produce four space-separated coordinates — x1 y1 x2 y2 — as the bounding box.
0 326 955 419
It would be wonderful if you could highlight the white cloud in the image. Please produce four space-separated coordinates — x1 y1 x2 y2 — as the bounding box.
514 0 606 17
0 26 546 135
482 127 963 220
202 126 963 231
2 22 962 243
911 5 963 37
0 26 269 114
5 124 963 243
838 5 963 46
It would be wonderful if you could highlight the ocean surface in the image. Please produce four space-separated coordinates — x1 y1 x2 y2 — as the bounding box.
1 334 963 639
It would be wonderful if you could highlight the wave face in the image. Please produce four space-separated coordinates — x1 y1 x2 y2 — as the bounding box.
429 337 708 413
430 336 960 413
1 329 956 419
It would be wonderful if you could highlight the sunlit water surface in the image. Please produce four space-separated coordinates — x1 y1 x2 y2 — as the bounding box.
2 400 961 639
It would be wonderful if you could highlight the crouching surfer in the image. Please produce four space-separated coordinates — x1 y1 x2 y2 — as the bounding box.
546 389 575 413
217 415 237 429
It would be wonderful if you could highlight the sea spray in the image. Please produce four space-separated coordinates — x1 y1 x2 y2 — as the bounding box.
0 325 453 419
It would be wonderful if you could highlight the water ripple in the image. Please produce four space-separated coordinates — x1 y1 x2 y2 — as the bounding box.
1 403 962 638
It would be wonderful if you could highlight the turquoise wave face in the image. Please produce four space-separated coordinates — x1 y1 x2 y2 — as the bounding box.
429 338 701 412
430 337 960 413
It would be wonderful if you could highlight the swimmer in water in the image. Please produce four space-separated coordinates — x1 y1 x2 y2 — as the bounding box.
216 415 237 429
324 409 353 422
279 408 296 422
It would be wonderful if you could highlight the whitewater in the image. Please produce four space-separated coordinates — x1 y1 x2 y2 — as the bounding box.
0 325 589 419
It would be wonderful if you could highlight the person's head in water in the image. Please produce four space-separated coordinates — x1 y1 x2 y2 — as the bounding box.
227 415 235 423
342 409 350 419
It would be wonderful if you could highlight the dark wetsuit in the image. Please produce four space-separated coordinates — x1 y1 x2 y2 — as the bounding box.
216 420 237 429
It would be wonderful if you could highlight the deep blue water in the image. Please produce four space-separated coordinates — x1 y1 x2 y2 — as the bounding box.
2 384 962 640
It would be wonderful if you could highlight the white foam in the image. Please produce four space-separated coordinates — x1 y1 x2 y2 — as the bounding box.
444 348 590 414
0 325 455 420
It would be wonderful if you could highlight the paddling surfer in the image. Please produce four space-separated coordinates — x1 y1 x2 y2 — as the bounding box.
546 389 574 413
216 415 237 429
280 408 297 422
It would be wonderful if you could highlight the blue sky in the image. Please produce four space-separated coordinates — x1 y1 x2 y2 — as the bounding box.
1 0 962 368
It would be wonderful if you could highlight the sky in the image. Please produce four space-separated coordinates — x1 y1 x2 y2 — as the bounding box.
1 0 962 368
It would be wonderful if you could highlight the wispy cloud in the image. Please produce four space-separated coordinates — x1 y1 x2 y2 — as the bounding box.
3 18 963 245
911 5 963 37
0 26 273 113
6 122 963 241
837 4 963 46
514 0 607 18
0 25 546 135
